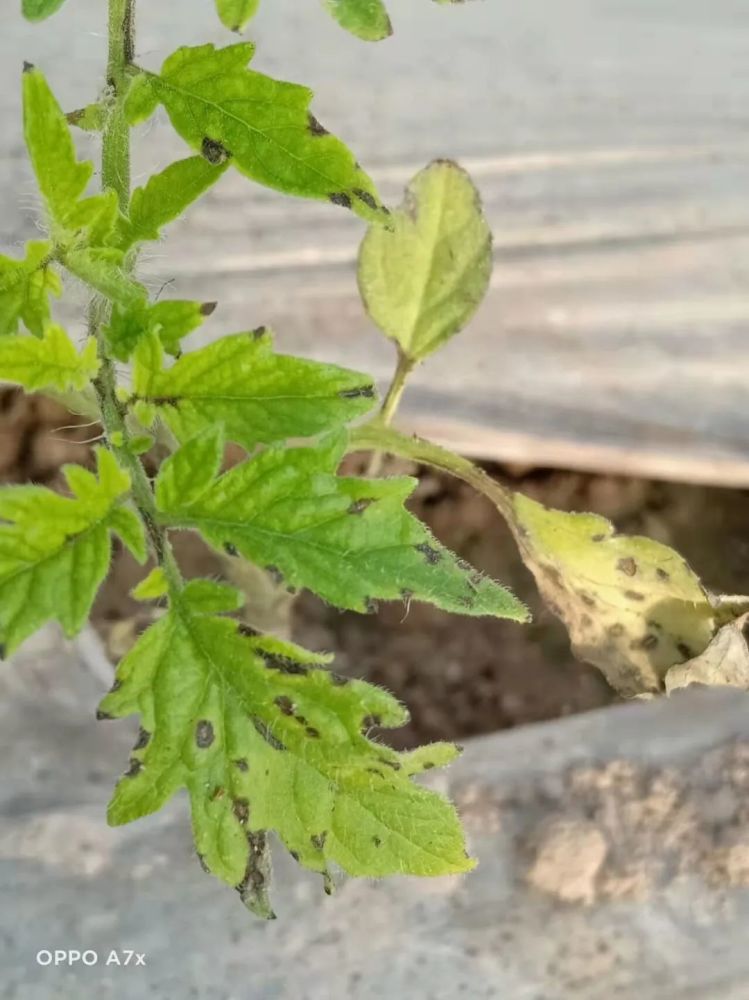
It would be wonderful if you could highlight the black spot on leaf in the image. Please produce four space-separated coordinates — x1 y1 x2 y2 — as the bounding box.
223 541 239 557
233 798 250 825
353 189 378 211
201 137 231 164
348 498 374 515
134 727 151 751
234 758 249 772
197 852 211 874
252 717 286 751
96 709 114 721
258 651 310 676
305 726 321 739
274 695 294 716
372 836 382 847
266 565 284 586
617 557 637 577
310 832 327 851
307 113 329 136
416 543 441 565
125 758 142 778
329 192 352 210
237 622 260 638
200 301 217 317
339 385 375 400
624 590 645 602
195 719 215 748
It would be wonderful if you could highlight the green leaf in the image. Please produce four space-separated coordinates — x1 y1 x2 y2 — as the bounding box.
114 156 228 251
215 0 260 32
100 595 472 913
126 45 388 223
508 493 723 696
22 65 118 240
132 567 168 601
65 248 147 311
358 160 492 362
67 102 106 133
0 324 98 393
106 299 214 361
0 241 62 337
156 427 527 620
133 329 378 449
324 0 393 41
0 449 145 654
22 0 67 21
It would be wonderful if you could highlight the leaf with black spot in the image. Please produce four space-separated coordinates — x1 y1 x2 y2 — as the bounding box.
155 426 526 620
132 330 378 448
100 586 473 916
125 43 388 223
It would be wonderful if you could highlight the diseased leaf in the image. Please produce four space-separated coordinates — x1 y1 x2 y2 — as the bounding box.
0 449 145 654
0 241 62 337
665 618 749 693
23 65 118 241
215 0 260 32
0 324 98 393
324 0 392 41
132 329 378 448
22 0 67 21
114 156 228 251
106 299 213 361
125 44 388 223
100 592 472 913
156 427 527 620
359 160 492 362
508 493 728 696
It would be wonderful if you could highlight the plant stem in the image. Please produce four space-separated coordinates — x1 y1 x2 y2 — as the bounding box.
91 0 183 593
365 347 415 476
352 421 513 521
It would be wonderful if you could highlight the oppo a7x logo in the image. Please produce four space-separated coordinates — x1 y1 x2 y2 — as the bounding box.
36 949 146 967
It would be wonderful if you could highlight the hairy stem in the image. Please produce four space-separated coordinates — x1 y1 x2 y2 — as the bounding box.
91 0 182 592
352 421 513 520
366 347 415 476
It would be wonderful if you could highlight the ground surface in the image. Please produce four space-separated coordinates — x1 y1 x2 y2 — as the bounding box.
4 635 749 1000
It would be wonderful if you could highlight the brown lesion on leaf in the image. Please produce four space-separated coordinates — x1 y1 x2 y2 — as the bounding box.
656 568 671 581
330 673 350 686
201 137 231 165
274 695 294 716
372 836 382 847
305 726 321 739
197 852 211 874
591 533 606 542
233 798 250 825
252 717 286 751
210 786 225 802
257 651 310 676
310 832 327 852
233 757 249 772
361 714 382 733
329 192 352 210
133 727 151 750
677 641 695 659
416 542 441 565
348 498 374 515
237 622 260 638
338 384 375 400
624 590 645 602
195 719 215 749
307 113 329 137
353 188 378 212
630 633 659 651
124 757 142 778
617 557 637 577
579 591 597 608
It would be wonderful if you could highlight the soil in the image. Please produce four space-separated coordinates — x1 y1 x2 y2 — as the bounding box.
5 386 749 750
